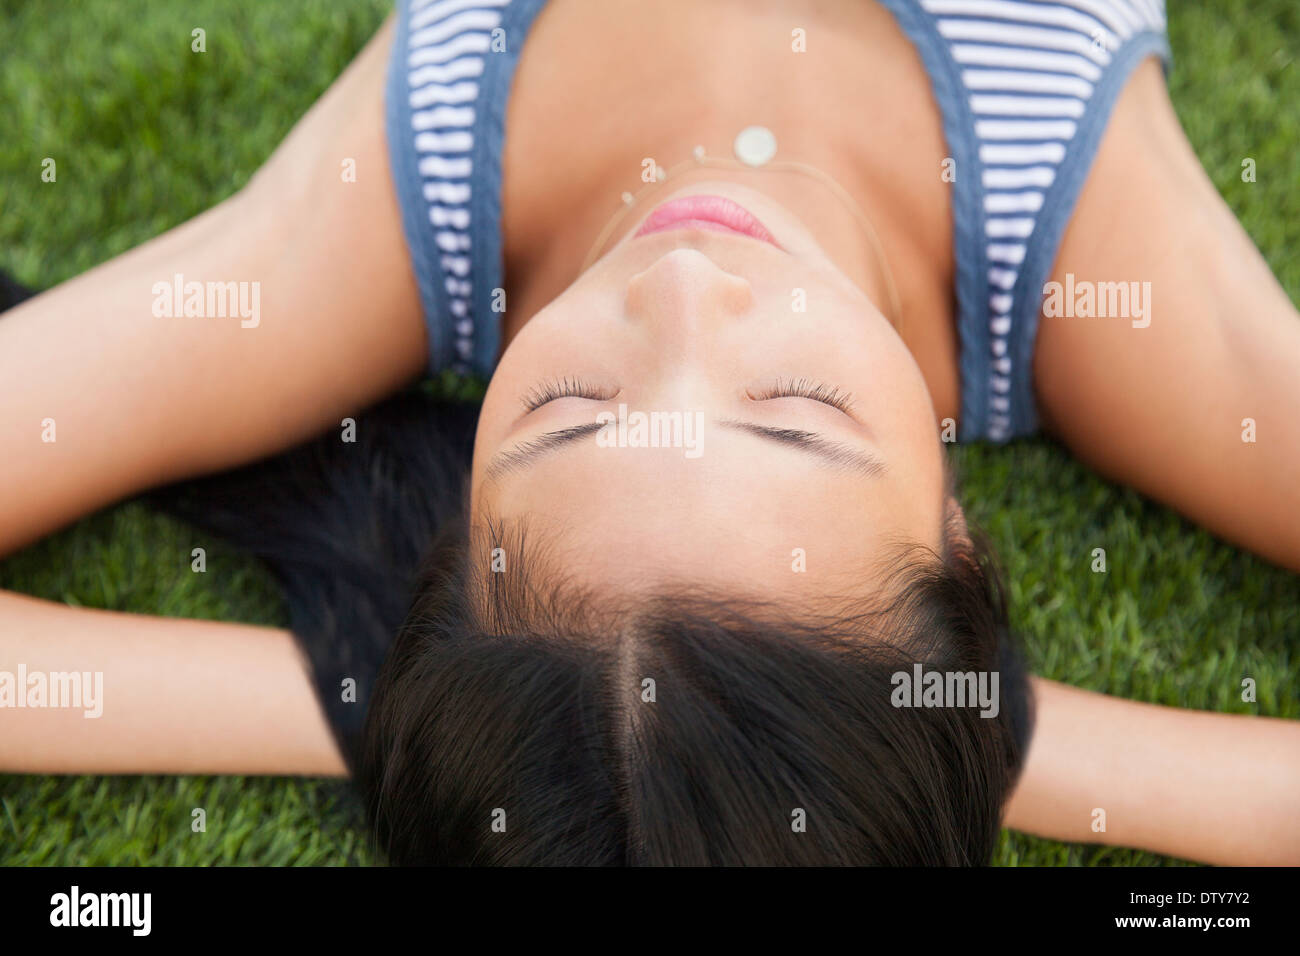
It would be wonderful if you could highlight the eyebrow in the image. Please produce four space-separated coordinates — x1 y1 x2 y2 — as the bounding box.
486 421 608 480
716 420 886 478
486 419 885 480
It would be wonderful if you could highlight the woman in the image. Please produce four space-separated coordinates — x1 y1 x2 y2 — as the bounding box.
2 0 1297 864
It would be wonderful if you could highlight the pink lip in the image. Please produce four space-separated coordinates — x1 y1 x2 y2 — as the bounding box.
633 195 781 248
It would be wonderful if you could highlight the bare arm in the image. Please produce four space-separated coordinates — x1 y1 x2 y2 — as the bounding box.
0 13 423 560
1037 58 1300 571
1004 677 1300 865
0 15 418 778
1022 59 1300 865
0 590 346 776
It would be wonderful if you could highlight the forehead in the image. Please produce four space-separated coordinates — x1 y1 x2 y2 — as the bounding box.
467 521 935 652
474 453 936 606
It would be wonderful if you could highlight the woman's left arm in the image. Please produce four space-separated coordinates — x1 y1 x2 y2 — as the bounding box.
1034 58 1300 572
1003 677 1300 865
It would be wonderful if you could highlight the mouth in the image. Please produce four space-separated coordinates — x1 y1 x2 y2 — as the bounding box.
633 194 782 249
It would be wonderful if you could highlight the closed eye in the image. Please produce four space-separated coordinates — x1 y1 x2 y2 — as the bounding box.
522 376 854 414
522 376 619 412
749 377 856 415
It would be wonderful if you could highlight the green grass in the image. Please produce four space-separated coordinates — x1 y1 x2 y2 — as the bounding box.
1 0 1296 866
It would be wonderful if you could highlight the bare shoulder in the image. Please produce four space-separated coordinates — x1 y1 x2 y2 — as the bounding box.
0 14 426 556
1032 57 1300 569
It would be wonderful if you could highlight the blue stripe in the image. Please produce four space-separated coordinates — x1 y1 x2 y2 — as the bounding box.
876 0 995 442
386 0 451 374
468 0 548 379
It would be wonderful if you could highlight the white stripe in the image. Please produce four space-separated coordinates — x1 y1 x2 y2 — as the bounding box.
985 191 1044 214
455 319 474 336
962 68 1094 98
921 0 1116 47
446 277 472 296
1127 0 1156 23
976 118 1077 140
993 356 1013 374
408 57 484 86
419 155 473 178
1052 0 1134 37
991 375 1011 394
410 9 502 47
984 166 1056 188
986 242 1027 264
411 0 508 29
409 80 479 108
991 338 1009 357
430 206 471 229
991 314 1012 335
1106 0 1149 32
1131 0 1166 27
980 141 1066 164
990 395 1011 411
442 255 471 278
415 130 474 153
990 292 1015 313
450 298 469 317
436 230 472 253
986 217 1036 239
988 267 1019 290
424 181 472 204
952 44 1103 81
937 19 1112 65
408 32 492 67
970 94 1086 117
412 105 476 131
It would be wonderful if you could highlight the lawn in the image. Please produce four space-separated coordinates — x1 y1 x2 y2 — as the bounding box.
1 0 1296 866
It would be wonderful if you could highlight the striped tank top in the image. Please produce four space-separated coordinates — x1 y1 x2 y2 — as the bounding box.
384 0 1170 442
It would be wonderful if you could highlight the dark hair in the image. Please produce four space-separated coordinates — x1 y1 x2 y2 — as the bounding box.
356 492 1030 865
135 379 1032 866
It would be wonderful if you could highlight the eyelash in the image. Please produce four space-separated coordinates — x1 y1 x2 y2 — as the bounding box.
522 376 616 411
752 377 856 414
521 376 854 414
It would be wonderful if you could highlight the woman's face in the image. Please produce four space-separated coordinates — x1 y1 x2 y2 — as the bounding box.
471 180 947 599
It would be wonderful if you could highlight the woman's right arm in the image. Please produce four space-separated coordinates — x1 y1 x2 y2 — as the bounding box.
0 13 423 559
0 590 346 776
1004 677 1300 865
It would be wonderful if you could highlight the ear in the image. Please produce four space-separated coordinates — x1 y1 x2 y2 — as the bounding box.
943 495 975 565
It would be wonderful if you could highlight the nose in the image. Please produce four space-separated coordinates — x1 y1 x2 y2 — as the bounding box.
624 248 755 337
